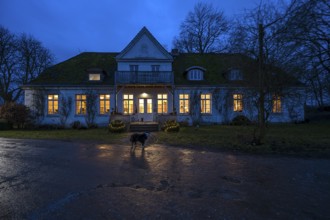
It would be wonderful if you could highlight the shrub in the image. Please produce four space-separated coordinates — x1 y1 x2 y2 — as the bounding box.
231 115 251 126
162 120 180 132
0 102 30 128
109 120 126 133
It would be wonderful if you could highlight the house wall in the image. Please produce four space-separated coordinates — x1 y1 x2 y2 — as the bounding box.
24 85 305 127
174 87 305 125
25 87 115 127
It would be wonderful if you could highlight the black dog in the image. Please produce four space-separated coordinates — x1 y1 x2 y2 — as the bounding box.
130 132 149 152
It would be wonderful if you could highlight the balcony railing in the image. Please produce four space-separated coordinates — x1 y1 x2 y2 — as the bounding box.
115 71 173 84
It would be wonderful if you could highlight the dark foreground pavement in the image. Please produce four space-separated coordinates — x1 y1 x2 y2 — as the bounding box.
0 137 330 219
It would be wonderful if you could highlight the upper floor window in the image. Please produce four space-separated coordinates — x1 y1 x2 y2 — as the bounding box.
99 94 110 114
186 66 205 81
228 69 243 81
89 73 101 81
48 94 59 114
272 94 282 113
201 94 211 114
233 94 243 112
130 65 139 72
152 65 160 72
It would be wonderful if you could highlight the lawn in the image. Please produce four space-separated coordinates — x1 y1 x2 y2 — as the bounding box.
1 121 330 157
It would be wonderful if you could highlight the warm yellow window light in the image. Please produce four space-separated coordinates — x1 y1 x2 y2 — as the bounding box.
89 74 101 81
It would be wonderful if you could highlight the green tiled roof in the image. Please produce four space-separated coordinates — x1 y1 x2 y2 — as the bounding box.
28 52 118 86
26 51 298 87
173 53 256 86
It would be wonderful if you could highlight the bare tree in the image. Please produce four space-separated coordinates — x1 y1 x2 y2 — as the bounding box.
31 88 46 125
227 0 304 144
85 90 98 128
59 94 72 128
0 26 17 103
0 26 54 103
173 2 228 54
284 0 330 107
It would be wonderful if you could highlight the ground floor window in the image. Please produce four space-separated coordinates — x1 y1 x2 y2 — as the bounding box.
157 94 168 114
76 94 87 115
48 94 59 114
233 94 243 112
272 94 282 113
179 94 189 114
99 94 110 114
201 93 211 114
123 94 134 114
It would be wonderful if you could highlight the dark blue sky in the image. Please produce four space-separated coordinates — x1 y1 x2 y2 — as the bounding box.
1 0 257 63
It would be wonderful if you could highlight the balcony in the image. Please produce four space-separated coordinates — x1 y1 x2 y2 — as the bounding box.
115 71 173 85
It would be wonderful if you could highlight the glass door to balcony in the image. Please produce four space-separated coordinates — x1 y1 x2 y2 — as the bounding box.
138 98 153 121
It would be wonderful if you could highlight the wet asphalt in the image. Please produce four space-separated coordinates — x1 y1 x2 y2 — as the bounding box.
0 137 330 219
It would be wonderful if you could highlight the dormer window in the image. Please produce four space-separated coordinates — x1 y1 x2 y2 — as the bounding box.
228 69 243 81
89 73 101 81
87 68 105 82
186 66 206 81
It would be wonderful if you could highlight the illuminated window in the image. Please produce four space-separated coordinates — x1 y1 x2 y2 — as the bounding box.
123 94 134 114
157 94 168 114
201 94 211 114
139 99 144 113
76 94 87 115
99 94 110 114
147 99 152 113
233 94 243 112
272 95 282 113
89 74 101 81
48 94 59 114
179 94 189 114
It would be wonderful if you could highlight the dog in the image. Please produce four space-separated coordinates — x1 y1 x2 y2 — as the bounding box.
130 132 150 152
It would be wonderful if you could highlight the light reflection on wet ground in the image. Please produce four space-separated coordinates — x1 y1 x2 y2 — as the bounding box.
0 137 330 219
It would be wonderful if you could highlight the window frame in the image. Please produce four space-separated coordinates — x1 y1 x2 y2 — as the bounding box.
47 94 59 115
130 65 139 72
99 94 110 115
272 94 282 113
75 94 87 115
189 69 203 80
179 94 190 114
88 73 101 81
123 94 134 114
157 94 168 114
151 65 160 72
233 94 243 112
201 93 212 114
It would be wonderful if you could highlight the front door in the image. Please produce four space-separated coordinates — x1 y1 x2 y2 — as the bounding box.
138 98 153 121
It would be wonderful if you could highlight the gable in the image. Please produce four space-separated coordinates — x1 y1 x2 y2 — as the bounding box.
116 27 173 61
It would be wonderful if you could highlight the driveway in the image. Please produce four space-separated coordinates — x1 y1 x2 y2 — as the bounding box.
0 137 330 219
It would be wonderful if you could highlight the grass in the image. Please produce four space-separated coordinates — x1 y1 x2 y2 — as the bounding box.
1 121 330 158
0 128 127 143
